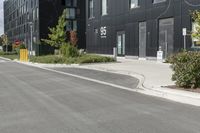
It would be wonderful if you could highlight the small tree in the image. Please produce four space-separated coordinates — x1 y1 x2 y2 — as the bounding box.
42 9 68 48
0 36 3 46
1 34 8 46
191 10 200 40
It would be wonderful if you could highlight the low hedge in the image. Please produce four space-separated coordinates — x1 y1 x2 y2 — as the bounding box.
30 54 115 64
30 55 67 64
0 51 17 55
78 54 115 64
170 51 200 88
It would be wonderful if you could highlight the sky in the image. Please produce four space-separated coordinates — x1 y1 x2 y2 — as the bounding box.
0 0 3 35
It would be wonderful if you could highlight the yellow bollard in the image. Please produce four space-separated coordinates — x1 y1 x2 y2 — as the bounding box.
20 49 28 62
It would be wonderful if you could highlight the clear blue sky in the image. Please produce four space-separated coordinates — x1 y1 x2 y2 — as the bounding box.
0 0 4 35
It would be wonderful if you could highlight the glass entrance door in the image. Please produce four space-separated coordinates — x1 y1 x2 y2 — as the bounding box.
159 18 174 58
117 31 125 56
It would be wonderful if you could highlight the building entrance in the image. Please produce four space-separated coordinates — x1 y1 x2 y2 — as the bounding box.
117 31 125 56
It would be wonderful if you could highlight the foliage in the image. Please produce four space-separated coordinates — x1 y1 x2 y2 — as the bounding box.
77 54 115 64
30 55 67 64
70 31 78 46
12 43 26 54
41 9 68 48
0 51 4 55
0 54 19 60
191 10 200 40
0 36 3 46
169 51 200 89
0 51 17 55
60 43 79 58
30 54 115 64
1 34 8 46
2 45 13 52
0 51 18 60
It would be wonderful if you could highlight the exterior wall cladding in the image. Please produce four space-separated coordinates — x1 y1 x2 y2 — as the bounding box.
4 0 86 55
86 0 200 58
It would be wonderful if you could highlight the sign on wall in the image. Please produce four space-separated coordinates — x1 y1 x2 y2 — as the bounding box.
100 26 107 38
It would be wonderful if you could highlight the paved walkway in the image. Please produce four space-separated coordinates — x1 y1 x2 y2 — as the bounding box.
79 58 175 89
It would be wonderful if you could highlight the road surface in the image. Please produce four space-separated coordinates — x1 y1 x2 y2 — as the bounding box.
0 58 200 133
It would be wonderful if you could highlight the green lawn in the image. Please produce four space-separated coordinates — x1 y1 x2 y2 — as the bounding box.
30 54 115 64
0 54 19 60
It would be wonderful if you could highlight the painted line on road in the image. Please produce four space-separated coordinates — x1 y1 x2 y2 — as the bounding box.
15 61 200 106
16 61 143 93
41 67 141 92
0 60 6 63
0 57 12 61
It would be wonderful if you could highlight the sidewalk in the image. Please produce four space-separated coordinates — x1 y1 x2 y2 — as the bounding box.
80 58 175 89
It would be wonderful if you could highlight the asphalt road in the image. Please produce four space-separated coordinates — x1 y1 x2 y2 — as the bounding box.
51 67 139 89
0 58 200 133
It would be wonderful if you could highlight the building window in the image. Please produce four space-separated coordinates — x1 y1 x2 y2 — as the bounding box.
89 0 94 18
153 0 166 4
66 8 76 19
101 0 108 16
66 20 77 31
130 0 138 9
65 0 77 7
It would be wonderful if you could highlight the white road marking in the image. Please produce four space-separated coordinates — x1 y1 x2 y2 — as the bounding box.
0 60 6 63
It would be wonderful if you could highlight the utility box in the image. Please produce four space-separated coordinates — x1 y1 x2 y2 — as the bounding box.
157 50 163 62
20 49 28 62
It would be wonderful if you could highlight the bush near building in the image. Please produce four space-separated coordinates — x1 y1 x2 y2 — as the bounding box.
168 11 200 89
169 51 200 89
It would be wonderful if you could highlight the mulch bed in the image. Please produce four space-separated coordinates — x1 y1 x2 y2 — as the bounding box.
162 85 200 93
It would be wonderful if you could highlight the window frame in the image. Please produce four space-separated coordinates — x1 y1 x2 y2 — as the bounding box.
101 0 108 16
153 0 167 4
88 0 94 19
130 0 139 9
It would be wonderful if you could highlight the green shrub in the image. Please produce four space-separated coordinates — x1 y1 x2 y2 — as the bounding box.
29 54 115 64
0 51 5 55
78 54 115 64
170 51 200 88
19 44 26 49
30 55 67 64
0 51 17 55
60 43 79 58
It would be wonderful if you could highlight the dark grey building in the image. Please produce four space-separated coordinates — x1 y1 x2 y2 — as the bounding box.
4 0 86 55
86 0 200 59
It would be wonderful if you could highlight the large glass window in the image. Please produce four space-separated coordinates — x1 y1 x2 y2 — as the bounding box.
89 0 94 18
130 0 138 9
102 0 108 16
66 20 77 31
66 8 76 19
65 0 77 7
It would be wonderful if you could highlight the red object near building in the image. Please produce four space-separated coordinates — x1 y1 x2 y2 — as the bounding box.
15 40 21 45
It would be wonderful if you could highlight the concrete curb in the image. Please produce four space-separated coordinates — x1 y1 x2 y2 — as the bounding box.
0 56 12 61
7 60 200 106
76 65 200 106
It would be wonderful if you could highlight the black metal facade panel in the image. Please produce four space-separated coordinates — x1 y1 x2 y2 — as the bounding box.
86 0 200 57
77 0 86 49
39 0 65 40
38 0 65 55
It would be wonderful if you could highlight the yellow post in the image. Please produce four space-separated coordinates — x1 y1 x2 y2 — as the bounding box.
20 49 28 62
